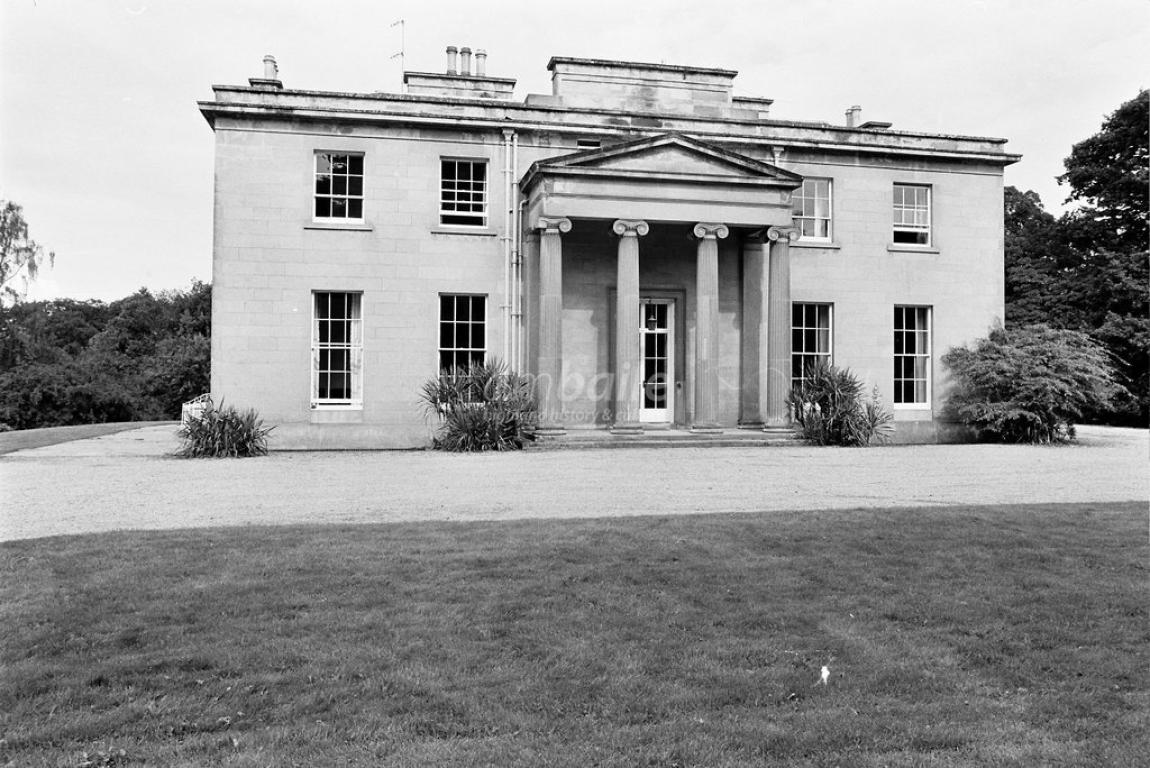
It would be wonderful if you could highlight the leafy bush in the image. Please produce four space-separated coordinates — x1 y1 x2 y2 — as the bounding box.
176 398 273 458
419 358 536 451
787 361 893 446
942 324 1124 443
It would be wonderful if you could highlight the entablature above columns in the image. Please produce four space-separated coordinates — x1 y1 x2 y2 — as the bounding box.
522 133 801 230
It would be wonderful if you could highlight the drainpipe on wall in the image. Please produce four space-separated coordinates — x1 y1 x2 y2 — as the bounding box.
502 129 514 363
511 132 523 372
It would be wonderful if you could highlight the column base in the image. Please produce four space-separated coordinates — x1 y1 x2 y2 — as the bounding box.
762 424 793 437
610 423 644 436
737 420 765 430
536 424 567 437
689 423 723 434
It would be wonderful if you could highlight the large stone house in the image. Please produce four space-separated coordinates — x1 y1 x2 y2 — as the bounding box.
199 50 1018 448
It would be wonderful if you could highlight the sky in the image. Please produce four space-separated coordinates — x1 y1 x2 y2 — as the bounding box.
1 0 1146 303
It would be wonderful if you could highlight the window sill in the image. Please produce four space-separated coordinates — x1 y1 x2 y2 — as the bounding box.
431 226 498 237
892 404 933 417
887 243 939 254
792 240 841 250
305 221 373 232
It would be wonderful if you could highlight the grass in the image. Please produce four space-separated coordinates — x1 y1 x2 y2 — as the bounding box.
1 502 1146 767
0 422 175 455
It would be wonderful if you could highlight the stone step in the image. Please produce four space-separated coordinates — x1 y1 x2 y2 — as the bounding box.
527 430 805 450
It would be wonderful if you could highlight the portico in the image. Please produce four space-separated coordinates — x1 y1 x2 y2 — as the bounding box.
519 133 803 435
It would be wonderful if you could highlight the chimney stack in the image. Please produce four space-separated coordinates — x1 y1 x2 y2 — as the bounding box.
475 49 487 77
845 105 862 128
249 54 283 89
459 46 472 76
446 45 458 75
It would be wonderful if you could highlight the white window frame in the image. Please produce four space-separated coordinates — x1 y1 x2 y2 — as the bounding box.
313 152 365 223
311 291 363 409
439 158 488 228
438 294 487 375
892 183 931 246
792 178 833 242
791 302 833 389
893 305 931 408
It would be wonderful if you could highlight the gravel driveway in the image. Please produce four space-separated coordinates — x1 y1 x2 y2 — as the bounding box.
1 425 1146 541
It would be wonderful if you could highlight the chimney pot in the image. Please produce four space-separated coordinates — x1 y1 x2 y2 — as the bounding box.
845 105 862 128
475 49 487 77
446 45 458 75
263 55 278 80
460 46 472 76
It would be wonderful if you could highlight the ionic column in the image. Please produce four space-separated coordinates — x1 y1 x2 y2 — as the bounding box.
692 222 729 432
740 232 769 428
611 219 648 433
765 225 800 429
536 217 572 434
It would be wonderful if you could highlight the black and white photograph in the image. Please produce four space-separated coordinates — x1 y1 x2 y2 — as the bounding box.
1 0 1147 765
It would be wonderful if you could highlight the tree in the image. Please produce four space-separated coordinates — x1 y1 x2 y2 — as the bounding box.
0 282 211 429
0 201 55 306
1058 91 1150 422
1003 186 1079 327
1003 92 1150 423
1059 90 1148 253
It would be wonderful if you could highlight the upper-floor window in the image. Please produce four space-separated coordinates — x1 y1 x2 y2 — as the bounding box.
440 159 487 227
892 184 930 245
792 179 832 240
312 291 363 408
314 153 364 221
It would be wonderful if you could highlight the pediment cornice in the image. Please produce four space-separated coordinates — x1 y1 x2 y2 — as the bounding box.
520 133 803 193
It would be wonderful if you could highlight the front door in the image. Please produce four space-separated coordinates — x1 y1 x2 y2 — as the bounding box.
639 298 674 423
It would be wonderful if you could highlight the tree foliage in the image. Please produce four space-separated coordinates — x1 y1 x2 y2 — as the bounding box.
0 281 211 429
0 201 55 305
1059 90 1148 253
1003 90 1149 424
943 325 1124 443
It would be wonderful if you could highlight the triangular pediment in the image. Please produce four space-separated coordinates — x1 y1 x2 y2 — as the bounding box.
529 133 802 184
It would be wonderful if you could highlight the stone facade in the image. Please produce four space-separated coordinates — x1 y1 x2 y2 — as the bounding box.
200 54 1018 449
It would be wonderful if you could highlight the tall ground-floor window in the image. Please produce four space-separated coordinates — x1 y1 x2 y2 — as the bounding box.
312 291 362 407
894 305 931 405
439 294 486 374
792 302 833 388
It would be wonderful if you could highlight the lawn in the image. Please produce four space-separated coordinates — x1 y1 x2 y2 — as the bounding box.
1 502 1146 767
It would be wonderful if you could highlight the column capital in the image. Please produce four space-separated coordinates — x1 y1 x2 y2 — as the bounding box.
612 219 649 238
692 222 729 240
535 216 572 234
766 225 801 243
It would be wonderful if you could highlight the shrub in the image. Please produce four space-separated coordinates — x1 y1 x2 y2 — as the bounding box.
419 358 536 451
176 398 273 457
787 362 894 447
942 324 1125 443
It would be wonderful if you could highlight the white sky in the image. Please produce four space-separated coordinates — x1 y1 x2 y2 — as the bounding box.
2 0 1146 302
